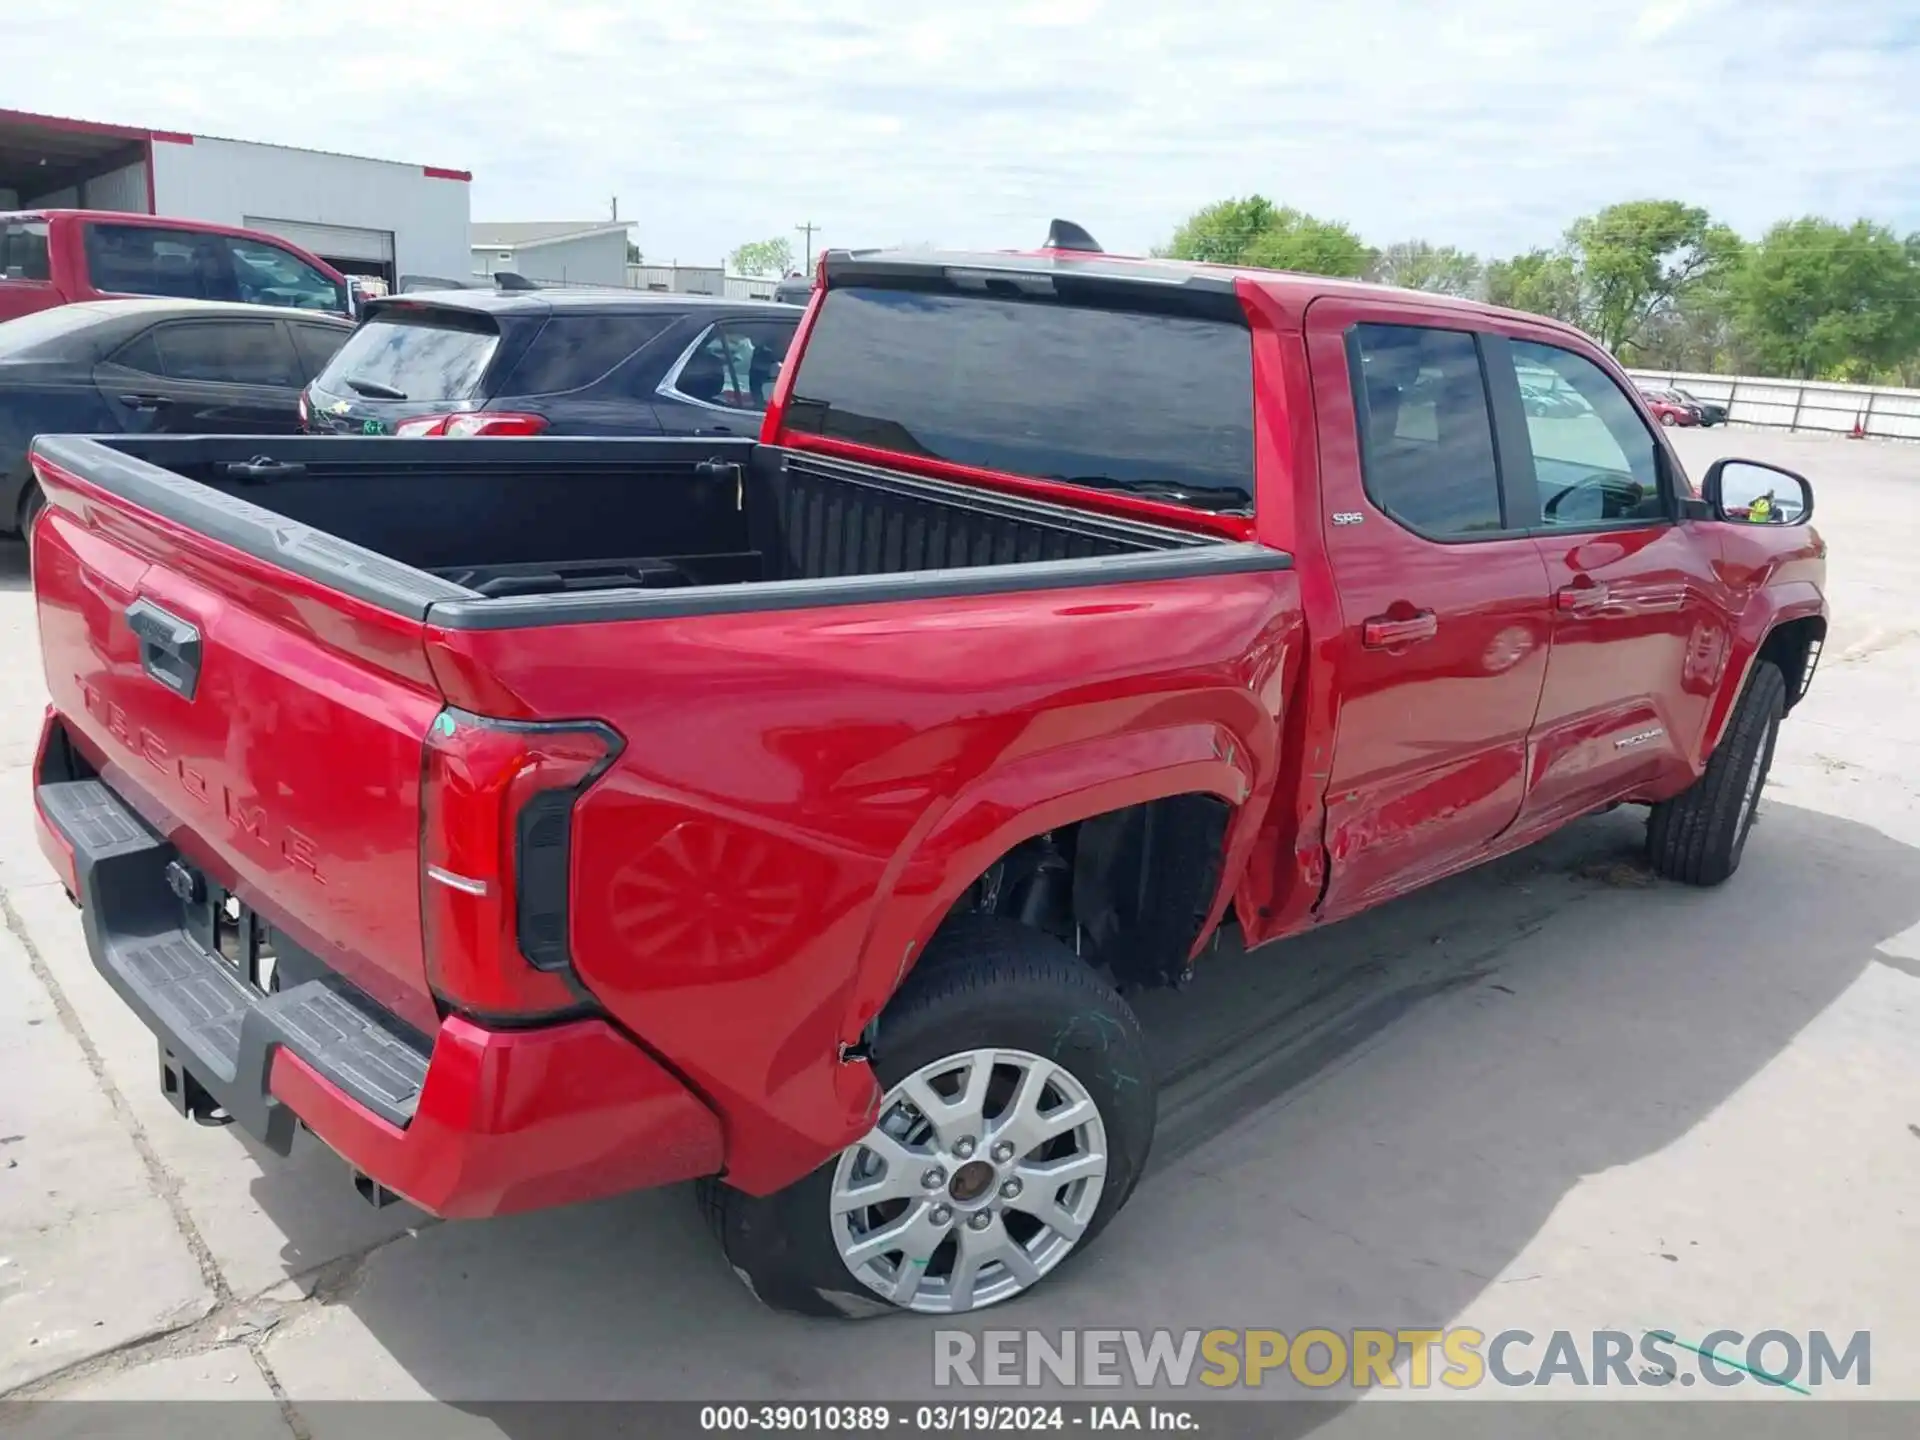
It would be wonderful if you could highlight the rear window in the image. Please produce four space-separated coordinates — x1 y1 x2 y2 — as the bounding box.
782 286 1255 513
315 311 501 402
499 312 670 396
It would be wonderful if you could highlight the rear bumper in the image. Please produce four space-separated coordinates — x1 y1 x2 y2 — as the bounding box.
35 765 725 1219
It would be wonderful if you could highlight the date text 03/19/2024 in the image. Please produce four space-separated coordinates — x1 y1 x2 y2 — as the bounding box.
697 1405 1194 1432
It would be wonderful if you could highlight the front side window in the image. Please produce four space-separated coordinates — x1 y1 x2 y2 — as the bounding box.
226 238 348 313
783 287 1254 513
666 318 797 412
1349 323 1504 537
1511 340 1665 528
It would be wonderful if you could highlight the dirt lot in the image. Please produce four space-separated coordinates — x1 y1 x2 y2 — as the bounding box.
0 428 1915 1421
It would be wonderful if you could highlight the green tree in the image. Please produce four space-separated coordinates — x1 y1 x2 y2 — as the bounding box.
1371 240 1483 297
730 237 797 277
1163 196 1374 277
1730 218 1920 380
626 239 643 264
1565 200 1742 356
1484 249 1584 324
1162 196 1282 264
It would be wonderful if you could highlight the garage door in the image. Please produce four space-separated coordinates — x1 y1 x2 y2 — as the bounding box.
244 217 395 265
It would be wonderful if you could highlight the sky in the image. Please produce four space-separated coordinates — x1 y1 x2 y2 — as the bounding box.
8 0 1920 267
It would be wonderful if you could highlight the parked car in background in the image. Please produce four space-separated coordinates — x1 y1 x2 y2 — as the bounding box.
303 289 800 438
1665 386 1728 427
0 298 351 534
1637 388 1698 426
0 211 352 324
773 273 813 306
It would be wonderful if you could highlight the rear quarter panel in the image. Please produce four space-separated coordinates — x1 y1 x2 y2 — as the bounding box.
427 568 1303 1192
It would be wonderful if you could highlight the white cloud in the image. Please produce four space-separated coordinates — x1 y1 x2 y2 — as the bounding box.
7 0 1918 264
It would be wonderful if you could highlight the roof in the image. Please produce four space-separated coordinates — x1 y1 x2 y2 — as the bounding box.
370 288 792 318
824 244 1579 337
0 108 469 184
61 297 354 323
470 222 631 251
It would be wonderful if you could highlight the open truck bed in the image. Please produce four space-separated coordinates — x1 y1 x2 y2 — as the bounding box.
28 427 1294 1215
34 434 1246 622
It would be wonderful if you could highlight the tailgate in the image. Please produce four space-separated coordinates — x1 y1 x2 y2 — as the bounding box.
31 437 453 1032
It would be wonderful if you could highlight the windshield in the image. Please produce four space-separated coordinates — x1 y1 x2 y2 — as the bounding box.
314 311 501 402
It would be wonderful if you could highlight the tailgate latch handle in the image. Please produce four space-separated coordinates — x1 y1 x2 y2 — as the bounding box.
126 599 203 702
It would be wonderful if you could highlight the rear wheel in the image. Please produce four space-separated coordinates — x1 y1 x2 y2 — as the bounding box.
1647 660 1786 886
1659 410 1677 426
17 483 43 569
701 916 1156 1317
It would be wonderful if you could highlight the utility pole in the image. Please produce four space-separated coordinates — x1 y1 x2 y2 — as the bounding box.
795 220 819 273
611 196 619 222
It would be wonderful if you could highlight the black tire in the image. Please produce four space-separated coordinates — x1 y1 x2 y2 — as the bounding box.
1647 660 1786 886
701 915 1156 1318
17 483 43 569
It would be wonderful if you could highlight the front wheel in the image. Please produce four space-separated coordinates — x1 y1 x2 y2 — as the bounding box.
702 916 1156 1317
1647 660 1786 885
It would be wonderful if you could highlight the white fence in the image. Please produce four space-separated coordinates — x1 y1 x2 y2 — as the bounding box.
1626 369 1920 442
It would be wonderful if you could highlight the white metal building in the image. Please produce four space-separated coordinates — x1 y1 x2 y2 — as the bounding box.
471 223 630 287
0 108 472 288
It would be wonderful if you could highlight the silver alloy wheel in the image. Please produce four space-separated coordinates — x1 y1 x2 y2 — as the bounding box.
829 1048 1108 1314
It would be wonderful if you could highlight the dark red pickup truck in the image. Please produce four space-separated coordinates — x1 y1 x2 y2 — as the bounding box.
28 239 1826 1318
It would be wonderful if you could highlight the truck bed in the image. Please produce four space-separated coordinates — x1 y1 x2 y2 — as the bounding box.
32 435 1256 625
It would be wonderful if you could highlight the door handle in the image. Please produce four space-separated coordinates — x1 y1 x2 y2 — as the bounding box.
125 599 202 701
1556 581 1611 611
118 393 172 410
1362 609 1438 649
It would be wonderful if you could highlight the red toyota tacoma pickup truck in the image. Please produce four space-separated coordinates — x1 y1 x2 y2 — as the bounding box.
1 210 351 322
27 236 1826 1319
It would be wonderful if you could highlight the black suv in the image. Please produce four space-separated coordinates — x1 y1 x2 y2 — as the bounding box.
303 289 799 439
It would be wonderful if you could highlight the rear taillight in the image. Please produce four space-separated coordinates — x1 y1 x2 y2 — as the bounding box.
395 412 549 438
297 391 310 431
421 709 621 1019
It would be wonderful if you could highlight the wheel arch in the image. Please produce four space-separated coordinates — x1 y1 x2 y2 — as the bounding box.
841 722 1266 1048
1701 584 1826 758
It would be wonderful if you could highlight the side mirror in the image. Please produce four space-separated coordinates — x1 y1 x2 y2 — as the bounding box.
1702 458 1813 526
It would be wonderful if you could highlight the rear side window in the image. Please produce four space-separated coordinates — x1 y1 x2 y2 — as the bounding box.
1 221 51 281
316 312 501 402
1348 323 1504 537
783 287 1254 513
501 313 670 396
84 224 230 301
664 317 796 411
152 321 301 387
290 323 350 379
